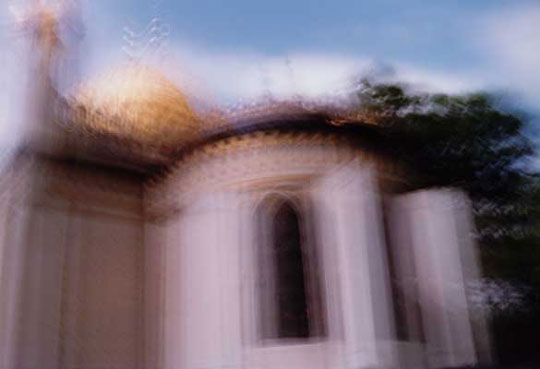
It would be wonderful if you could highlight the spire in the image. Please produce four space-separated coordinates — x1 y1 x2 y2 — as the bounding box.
12 0 63 68
11 0 81 153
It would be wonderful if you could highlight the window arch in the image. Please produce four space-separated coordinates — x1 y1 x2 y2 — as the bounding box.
257 195 325 340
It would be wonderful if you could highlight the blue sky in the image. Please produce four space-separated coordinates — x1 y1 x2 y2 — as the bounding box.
87 0 507 62
1 0 540 145
79 0 540 105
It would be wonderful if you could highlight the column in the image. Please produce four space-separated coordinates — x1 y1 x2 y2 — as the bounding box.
390 189 489 368
314 163 397 369
163 191 243 369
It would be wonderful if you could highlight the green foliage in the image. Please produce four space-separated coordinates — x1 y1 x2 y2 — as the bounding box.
355 79 538 242
354 79 540 364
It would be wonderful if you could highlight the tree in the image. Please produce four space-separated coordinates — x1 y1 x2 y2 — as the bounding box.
353 79 540 365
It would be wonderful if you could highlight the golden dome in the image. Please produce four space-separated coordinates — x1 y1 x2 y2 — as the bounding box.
72 64 200 146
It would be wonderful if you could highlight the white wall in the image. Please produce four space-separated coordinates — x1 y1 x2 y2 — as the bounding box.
0 160 146 369
147 143 487 369
388 189 490 368
157 160 405 369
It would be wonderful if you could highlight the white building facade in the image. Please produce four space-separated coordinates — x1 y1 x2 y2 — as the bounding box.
142 119 491 369
0 12 490 364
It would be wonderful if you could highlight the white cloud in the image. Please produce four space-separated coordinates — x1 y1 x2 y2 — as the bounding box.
158 3 540 108
389 65 482 95
166 44 370 103
158 42 480 106
477 3 540 108
484 4 540 74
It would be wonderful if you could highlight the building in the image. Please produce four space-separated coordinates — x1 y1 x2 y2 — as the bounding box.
0 4 490 369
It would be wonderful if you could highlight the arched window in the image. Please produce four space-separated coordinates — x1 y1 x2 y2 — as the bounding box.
273 202 309 338
257 197 325 340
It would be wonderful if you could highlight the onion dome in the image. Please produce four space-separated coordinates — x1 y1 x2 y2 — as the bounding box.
72 64 201 147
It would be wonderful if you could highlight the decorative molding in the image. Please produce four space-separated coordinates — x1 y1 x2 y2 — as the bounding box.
144 130 402 220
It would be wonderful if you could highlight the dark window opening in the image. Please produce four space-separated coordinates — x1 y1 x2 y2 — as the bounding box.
273 202 310 338
257 197 325 341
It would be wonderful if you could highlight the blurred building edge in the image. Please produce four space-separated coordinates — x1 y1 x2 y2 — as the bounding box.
0 3 491 369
